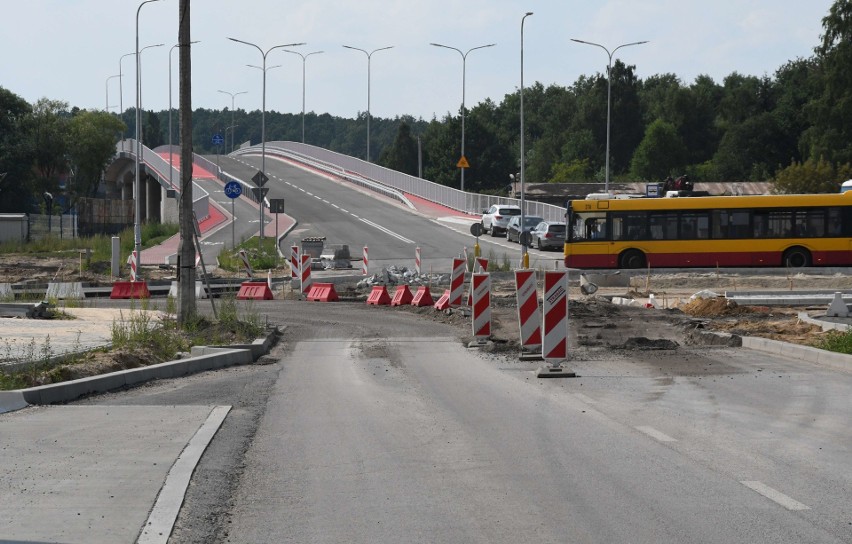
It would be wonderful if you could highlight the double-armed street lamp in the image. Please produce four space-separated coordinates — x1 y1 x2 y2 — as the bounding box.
105 74 121 111
342 45 394 163
217 89 247 153
134 0 164 266
570 38 648 194
228 37 305 243
282 49 323 144
430 41 495 193
520 12 533 269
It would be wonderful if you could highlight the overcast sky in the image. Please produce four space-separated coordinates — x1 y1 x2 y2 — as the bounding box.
0 0 836 121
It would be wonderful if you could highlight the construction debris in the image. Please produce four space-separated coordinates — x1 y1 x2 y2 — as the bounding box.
356 265 446 289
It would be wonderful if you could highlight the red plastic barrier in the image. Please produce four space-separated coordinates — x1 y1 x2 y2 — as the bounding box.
110 281 150 299
411 286 434 307
307 282 339 302
390 285 413 306
236 281 274 300
433 289 451 311
366 285 392 306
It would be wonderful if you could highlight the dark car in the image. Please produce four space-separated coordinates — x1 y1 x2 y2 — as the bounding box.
506 215 544 243
530 221 566 250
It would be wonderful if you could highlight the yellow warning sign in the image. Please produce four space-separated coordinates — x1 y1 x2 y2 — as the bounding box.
457 156 470 168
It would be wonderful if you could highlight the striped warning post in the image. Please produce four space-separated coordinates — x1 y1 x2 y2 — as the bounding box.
129 250 138 282
290 245 299 279
515 270 542 351
476 257 488 273
467 258 490 306
449 258 465 306
415 246 421 275
239 249 254 279
300 254 312 294
194 253 201 268
542 270 568 361
362 246 369 275
463 247 470 270
471 273 491 340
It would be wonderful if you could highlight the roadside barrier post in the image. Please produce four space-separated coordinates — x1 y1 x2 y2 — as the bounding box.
362 246 369 276
538 270 575 378
469 272 491 347
515 269 542 358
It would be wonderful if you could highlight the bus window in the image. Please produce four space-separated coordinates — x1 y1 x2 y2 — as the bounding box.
649 212 677 239
613 212 646 240
827 208 842 236
681 212 710 239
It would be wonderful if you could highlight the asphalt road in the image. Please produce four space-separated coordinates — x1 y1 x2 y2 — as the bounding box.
67 301 852 543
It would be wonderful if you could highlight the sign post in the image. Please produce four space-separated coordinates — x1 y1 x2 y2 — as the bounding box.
212 133 224 169
224 180 242 249
252 170 269 249
269 198 286 263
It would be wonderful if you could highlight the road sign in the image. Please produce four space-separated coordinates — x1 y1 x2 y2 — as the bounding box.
252 170 269 187
269 198 286 214
251 186 270 199
457 156 470 169
469 223 482 237
212 133 225 146
224 181 242 199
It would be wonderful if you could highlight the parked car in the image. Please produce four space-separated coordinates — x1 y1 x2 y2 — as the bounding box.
481 204 521 236
506 215 544 243
530 221 566 250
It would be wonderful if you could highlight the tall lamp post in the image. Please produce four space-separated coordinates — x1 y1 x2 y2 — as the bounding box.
169 41 199 190
430 41 495 193
342 45 393 162
229 38 305 244
134 0 163 268
570 38 648 194
282 49 323 144
520 12 533 269
105 74 121 111
217 89 247 152
119 51 135 145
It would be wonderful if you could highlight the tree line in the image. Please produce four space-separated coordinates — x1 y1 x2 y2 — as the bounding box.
2 0 852 214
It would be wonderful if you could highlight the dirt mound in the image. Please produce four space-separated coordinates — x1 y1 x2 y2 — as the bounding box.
679 297 753 317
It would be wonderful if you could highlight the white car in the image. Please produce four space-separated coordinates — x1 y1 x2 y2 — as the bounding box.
481 205 521 237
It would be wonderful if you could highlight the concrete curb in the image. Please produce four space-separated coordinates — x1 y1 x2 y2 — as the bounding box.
742 336 852 373
7 327 280 409
797 311 852 332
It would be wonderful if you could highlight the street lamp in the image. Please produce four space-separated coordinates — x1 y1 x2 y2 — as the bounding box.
570 38 648 193
430 41 495 193
520 12 533 269
134 0 163 269
105 74 121 111
217 89 248 152
228 37 305 244
169 41 200 189
119 51 135 144
281 49 323 144
342 45 394 162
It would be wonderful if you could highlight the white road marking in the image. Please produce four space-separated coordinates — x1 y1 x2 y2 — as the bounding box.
359 218 415 244
740 481 810 511
574 393 597 404
340 209 349 213
635 426 677 443
332 204 340 209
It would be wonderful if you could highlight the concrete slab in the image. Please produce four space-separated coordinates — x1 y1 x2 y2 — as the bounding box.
0 404 222 544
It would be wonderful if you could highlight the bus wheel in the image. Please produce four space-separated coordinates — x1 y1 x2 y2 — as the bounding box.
784 247 812 268
619 249 646 269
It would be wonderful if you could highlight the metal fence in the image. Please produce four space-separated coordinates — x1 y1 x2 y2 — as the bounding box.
28 214 79 240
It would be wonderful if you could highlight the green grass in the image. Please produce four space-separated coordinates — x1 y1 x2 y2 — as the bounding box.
0 223 179 265
218 237 283 273
815 329 852 354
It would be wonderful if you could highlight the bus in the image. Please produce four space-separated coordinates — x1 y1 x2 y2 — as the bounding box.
563 192 852 269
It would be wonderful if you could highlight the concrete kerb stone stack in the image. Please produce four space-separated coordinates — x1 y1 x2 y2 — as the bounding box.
46 282 85 300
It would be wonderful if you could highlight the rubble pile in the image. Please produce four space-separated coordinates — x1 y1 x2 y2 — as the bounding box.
356 265 447 289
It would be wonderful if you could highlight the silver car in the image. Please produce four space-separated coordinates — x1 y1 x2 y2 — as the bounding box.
481 204 521 236
506 215 544 243
530 221 566 250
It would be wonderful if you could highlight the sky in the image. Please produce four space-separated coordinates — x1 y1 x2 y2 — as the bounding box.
0 0 837 122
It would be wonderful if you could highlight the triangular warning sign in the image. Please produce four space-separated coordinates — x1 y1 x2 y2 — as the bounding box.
456 156 470 169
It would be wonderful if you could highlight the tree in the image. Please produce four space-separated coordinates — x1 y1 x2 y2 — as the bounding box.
0 87 35 212
630 119 687 181
378 121 419 176
67 111 125 202
27 98 70 190
773 157 852 193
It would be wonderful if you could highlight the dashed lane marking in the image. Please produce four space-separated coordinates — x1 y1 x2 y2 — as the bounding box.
740 481 810 511
636 426 678 443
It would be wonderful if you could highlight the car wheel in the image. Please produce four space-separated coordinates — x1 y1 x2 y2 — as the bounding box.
490 227 499 237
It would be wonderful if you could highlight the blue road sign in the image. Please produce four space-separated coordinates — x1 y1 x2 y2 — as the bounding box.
224 181 242 199
212 133 225 146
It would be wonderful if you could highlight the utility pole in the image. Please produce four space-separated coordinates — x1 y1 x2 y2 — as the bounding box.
177 0 196 323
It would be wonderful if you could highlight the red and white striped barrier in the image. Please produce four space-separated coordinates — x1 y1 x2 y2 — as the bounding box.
515 270 542 351
238 249 253 279
463 246 469 270
449 257 465 306
362 246 369 275
300 253 312 294
471 272 491 340
476 257 488 273
129 250 138 282
290 245 299 279
195 253 201 268
542 270 568 361
467 258 489 306
415 246 421 275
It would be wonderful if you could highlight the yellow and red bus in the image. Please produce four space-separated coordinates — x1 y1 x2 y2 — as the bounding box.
564 192 852 269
